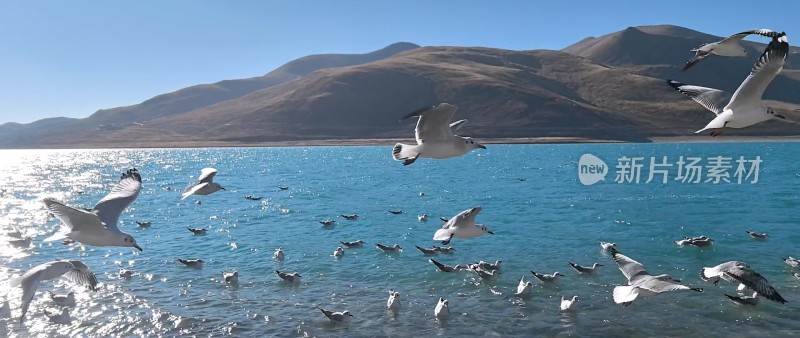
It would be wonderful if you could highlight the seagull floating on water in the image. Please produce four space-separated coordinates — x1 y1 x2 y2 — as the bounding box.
187 227 207 235
135 221 151 228
8 260 96 322
560 295 578 311
376 243 403 252
223 271 239 284
44 168 143 251
569 262 603 274
49 291 76 307
668 34 795 137
244 195 261 201
433 206 493 245
418 214 428 222
432 245 456 254
675 236 713 247
783 256 800 268
746 231 768 239
178 259 204 268
388 210 403 215
45 307 71 324
701 261 787 303
415 245 438 255
319 307 352 322
182 168 225 200
340 240 365 248
340 214 359 220
608 247 702 306
530 270 564 282
434 297 449 319
274 248 285 260
393 103 486 165
387 290 401 310
515 276 534 297
319 220 336 226
332 247 345 257
682 29 785 71
276 270 302 283
429 258 465 272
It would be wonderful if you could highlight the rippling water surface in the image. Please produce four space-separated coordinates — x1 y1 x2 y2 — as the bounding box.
1 143 799 337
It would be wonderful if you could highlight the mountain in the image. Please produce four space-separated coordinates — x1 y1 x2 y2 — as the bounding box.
2 25 799 148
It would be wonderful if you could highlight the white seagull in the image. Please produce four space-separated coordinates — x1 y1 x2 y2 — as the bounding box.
387 290 401 310
434 297 449 319
376 243 403 252
45 307 71 324
683 29 785 71
568 262 603 274
276 270 302 283
701 261 787 303
600 242 617 251
48 291 76 307
182 168 225 200
223 271 239 284
319 307 352 322
44 168 143 251
609 248 702 306
669 34 794 136
784 256 800 268
8 260 96 322
274 247 285 261
392 103 485 165
433 206 493 245
332 247 345 257
515 276 534 297
530 270 564 282
560 295 578 311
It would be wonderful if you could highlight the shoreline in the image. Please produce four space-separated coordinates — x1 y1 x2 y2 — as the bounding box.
6 135 800 150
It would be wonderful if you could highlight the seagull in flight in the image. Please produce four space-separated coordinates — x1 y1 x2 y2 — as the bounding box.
393 103 485 165
683 29 785 71
669 34 795 137
8 260 97 322
608 248 702 306
182 168 225 200
433 206 493 245
44 168 143 251
701 261 787 303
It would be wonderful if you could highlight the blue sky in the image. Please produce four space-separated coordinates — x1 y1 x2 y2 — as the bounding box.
1 1 797 124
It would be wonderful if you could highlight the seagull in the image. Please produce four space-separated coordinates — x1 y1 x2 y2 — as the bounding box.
418 214 428 222
746 231 768 239
276 270 302 283
725 292 759 306
608 247 703 306
569 262 603 274
182 168 225 200
223 271 239 284
701 261 787 303
429 258 465 272
48 291 76 307
792 272 800 280
340 214 359 220
668 34 794 137
187 227 207 235
387 290 401 310
332 247 345 257
600 242 617 251
471 267 501 280
44 168 143 251
475 260 502 271
432 245 456 254
415 245 438 255
388 210 403 215
560 295 578 311
319 307 352 322
135 221 151 228
340 240 365 248
682 29 785 71
783 256 800 268
178 259 204 268
530 270 564 282
45 307 71 324
392 103 486 165
319 220 336 226
515 276 534 296
244 195 261 201
675 236 713 247
278 186 289 190
376 243 403 252
434 297 449 319
8 260 96 322
118 265 134 279
433 206 493 245
274 248 285 260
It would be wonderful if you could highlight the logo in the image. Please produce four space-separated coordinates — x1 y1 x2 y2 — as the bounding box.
578 153 608 186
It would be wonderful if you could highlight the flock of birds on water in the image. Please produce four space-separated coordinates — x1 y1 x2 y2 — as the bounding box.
3 28 798 330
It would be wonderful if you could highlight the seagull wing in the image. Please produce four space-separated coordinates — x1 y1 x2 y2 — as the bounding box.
667 80 730 115
636 278 691 293
44 198 106 235
402 104 458 143
726 266 787 303
727 35 789 110
92 168 142 232
198 168 218 183
449 119 468 132
720 29 784 43
610 249 650 283
62 260 98 291
17 269 44 322
181 182 209 200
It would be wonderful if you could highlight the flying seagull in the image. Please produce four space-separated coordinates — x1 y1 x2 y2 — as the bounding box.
44 168 143 251
701 261 787 303
8 260 97 322
668 34 794 137
433 206 493 245
608 248 702 306
392 103 485 165
683 29 785 71
182 168 225 200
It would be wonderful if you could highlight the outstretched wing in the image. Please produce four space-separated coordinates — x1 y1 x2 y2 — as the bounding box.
727 35 789 109
198 168 218 183
727 266 787 303
720 29 784 44
610 248 649 284
44 198 106 234
181 182 209 200
667 80 730 115
93 168 142 232
402 103 458 143
62 260 98 291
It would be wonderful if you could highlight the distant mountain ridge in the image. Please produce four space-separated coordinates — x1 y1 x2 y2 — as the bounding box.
2 25 798 148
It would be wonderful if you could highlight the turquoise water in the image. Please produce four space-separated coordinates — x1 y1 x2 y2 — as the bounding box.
1 143 799 337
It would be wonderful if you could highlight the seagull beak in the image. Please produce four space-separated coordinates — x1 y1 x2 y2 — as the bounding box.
477 144 486 149
221 187 226 190
134 244 143 251
487 231 494 235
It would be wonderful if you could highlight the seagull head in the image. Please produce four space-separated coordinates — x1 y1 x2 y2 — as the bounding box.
463 137 486 150
121 234 143 251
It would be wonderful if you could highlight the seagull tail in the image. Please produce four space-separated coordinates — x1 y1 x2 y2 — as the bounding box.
612 285 639 304
393 143 420 163
432 229 452 241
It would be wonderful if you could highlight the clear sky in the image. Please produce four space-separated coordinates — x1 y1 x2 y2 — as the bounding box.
1 1 797 124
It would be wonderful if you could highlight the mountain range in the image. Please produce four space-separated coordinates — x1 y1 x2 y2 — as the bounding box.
2 25 799 148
